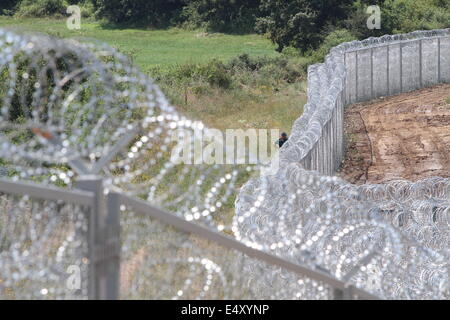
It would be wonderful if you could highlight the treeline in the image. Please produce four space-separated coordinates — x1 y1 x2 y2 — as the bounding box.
1 0 449 53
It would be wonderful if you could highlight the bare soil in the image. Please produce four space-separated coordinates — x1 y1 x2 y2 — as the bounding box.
337 83 450 184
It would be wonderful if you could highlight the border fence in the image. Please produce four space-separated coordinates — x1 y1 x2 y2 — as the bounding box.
0 28 449 300
236 29 450 300
281 29 450 176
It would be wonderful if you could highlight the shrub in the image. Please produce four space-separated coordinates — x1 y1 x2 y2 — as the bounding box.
193 60 232 88
226 53 274 72
14 0 69 18
92 0 184 27
226 54 302 83
78 0 95 19
226 54 303 84
0 0 20 15
381 0 450 34
344 0 450 39
308 29 356 63
150 60 232 89
180 0 260 33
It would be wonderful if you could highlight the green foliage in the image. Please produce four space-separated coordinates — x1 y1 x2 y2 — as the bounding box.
151 60 232 89
77 0 94 18
91 0 184 27
344 0 450 39
308 29 356 63
226 54 302 84
381 0 450 34
0 17 279 70
150 53 305 101
180 0 260 33
0 0 20 15
4 0 449 55
256 0 353 52
15 0 69 18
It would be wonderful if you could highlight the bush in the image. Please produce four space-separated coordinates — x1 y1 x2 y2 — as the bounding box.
151 60 232 89
78 0 94 19
344 0 450 39
180 0 260 33
14 0 69 18
149 54 306 97
226 53 274 72
308 29 356 63
92 0 184 27
0 0 20 15
226 54 302 83
381 0 450 34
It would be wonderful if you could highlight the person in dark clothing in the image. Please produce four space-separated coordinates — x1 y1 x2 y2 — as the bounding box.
276 132 288 148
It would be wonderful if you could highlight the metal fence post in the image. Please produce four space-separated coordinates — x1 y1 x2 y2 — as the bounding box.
355 50 359 102
419 39 423 88
76 176 120 300
387 45 390 96
400 44 403 92
105 192 121 300
438 37 441 83
370 47 374 99
333 286 354 300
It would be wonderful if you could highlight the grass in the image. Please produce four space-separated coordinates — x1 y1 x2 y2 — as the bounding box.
0 17 279 72
0 16 306 132
174 82 306 132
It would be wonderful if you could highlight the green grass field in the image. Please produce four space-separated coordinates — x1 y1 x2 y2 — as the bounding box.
0 17 279 71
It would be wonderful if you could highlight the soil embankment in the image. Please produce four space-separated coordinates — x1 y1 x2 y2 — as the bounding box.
338 83 450 184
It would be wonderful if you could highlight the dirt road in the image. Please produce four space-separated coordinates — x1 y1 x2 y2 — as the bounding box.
337 83 450 184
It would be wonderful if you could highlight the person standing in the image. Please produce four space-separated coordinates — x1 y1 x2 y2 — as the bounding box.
276 132 288 148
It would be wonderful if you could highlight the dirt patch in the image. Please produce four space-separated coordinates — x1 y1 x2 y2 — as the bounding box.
338 83 450 184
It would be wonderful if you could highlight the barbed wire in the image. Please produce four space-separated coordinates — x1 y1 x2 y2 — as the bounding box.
0 28 448 299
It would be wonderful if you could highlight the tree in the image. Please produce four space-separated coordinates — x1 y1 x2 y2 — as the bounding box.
181 0 261 33
344 0 450 40
0 0 20 15
256 0 353 52
92 0 184 27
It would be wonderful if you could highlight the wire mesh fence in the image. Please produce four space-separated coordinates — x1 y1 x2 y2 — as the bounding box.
0 180 90 299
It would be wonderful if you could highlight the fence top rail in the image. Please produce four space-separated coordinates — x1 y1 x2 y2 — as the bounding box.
117 192 380 300
343 34 450 54
0 178 94 207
